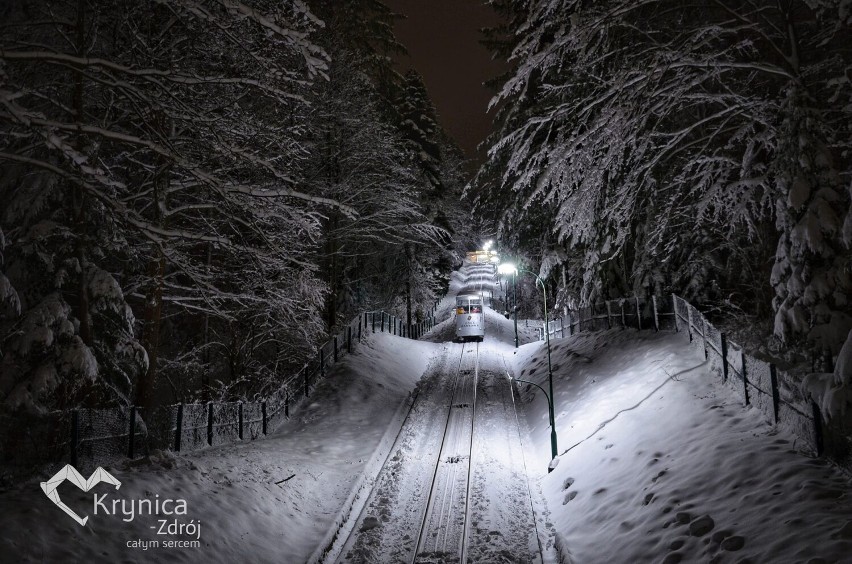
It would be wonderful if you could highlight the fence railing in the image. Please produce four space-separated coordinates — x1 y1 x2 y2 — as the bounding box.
539 294 850 468
0 305 439 480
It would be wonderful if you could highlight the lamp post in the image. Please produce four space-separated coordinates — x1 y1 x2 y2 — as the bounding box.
498 262 558 470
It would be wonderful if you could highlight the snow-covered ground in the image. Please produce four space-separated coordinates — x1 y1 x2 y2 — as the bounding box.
2 260 851 563
513 328 852 563
0 332 437 563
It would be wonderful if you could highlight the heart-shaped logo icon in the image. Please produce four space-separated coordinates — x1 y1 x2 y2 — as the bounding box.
40 465 121 526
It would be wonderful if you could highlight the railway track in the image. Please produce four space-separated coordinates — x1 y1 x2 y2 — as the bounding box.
412 341 478 563
334 323 542 563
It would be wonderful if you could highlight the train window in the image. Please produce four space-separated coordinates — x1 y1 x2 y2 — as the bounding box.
471 305 481 313
457 306 468 314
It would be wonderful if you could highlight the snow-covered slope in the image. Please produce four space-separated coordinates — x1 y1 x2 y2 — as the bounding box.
512 328 852 562
0 332 436 563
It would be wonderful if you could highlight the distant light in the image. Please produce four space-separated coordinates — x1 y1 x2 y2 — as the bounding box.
483 240 493 251
498 262 517 275
489 255 500 263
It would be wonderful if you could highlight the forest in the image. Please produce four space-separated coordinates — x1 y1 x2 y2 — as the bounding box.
0 0 471 414
1 0 850 417
471 0 851 362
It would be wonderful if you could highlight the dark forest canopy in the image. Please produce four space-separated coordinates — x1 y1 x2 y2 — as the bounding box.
0 0 468 413
471 0 851 356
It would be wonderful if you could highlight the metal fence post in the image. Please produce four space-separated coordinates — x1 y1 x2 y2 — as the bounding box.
238 403 244 440
687 305 693 342
71 409 79 467
652 296 659 331
811 401 824 456
672 294 680 332
262 402 267 435
769 364 780 424
741 351 750 405
128 405 137 459
720 333 729 380
174 403 184 452
635 297 642 330
207 402 214 446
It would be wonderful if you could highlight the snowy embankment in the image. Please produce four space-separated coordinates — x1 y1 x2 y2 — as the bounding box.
0 332 436 563
512 328 852 563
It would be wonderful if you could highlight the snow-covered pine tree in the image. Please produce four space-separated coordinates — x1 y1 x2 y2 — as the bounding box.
1 0 337 409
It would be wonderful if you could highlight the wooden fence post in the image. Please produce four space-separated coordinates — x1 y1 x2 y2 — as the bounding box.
620 300 626 327
702 317 708 359
207 402 214 446
359 316 363 342
605 302 612 329
261 402 267 435
741 351 750 405
333 335 338 362
285 391 290 419
769 364 780 424
128 405 136 459
174 403 183 452
372 312 376 332
71 408 79 467
720 333 729 380
381 313 385 332
347 326 352 354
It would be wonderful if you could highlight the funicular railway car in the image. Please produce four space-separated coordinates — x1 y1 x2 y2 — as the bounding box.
455 294 485 342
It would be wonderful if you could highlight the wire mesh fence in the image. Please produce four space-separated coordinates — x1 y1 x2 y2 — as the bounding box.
540 293 841 465
0 305 440 481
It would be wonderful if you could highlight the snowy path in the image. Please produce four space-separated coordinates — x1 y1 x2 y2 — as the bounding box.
466 363 541 563
414 343 478 563
337 341 474 562
336 262 544 563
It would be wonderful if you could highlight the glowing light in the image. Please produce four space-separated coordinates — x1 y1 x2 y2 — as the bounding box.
498 262 517 275
483 240 493 251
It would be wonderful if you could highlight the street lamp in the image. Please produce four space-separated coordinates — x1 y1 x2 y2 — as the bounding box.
498 262 558 471
506 374 558 472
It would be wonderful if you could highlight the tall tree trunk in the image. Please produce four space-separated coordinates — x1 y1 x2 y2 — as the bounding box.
405 244 413 328
324 212 339 332
73 0 92 347
136 110 170 411
137 246 165 411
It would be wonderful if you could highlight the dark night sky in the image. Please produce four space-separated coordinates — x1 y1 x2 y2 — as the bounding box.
383 0 509 166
